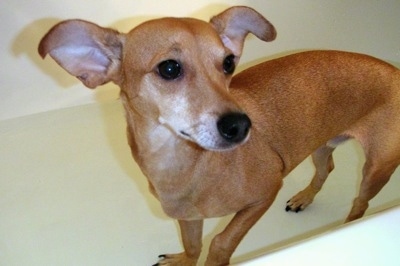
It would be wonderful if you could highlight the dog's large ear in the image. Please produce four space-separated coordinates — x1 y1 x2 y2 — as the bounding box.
38 20 125 89
210 6 276 57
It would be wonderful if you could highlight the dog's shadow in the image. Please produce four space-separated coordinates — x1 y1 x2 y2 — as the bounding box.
13 17 79 89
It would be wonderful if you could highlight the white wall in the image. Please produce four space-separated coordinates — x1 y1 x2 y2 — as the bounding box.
2 0 400 121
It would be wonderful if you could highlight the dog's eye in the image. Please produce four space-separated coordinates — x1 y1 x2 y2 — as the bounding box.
223 54 236 75
158 60 182 80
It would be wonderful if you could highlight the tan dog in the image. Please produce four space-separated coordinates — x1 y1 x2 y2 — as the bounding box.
38 6 400 266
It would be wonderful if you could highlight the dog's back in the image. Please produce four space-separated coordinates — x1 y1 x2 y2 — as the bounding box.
230 50 400 174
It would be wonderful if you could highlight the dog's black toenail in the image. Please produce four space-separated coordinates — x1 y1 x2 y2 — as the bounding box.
285 206 291 212
295 207 301 213
152 264 159 266
180 131 190 137
158 254 166 258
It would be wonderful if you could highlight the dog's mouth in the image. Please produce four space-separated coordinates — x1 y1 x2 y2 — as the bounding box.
178 112 252 151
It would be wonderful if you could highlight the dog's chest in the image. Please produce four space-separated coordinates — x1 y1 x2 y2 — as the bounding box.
133 123 281 219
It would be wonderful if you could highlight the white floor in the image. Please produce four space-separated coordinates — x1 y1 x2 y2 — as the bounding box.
1 101 399 266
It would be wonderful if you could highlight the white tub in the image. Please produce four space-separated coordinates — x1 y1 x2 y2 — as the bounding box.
1 101 399 265
239 205 400 266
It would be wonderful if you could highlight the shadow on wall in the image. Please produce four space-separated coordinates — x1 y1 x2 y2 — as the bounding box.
12 17 78 89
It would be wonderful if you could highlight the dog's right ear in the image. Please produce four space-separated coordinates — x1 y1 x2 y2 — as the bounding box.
38 20 125 89
210 6 276 58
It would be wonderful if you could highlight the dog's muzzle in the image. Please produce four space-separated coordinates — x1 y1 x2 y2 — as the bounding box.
217 112 252 144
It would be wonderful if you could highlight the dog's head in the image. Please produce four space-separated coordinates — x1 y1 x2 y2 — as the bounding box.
38 6 276 151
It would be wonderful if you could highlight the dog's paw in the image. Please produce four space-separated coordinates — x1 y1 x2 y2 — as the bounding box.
153 253 198 266
285 187 317 213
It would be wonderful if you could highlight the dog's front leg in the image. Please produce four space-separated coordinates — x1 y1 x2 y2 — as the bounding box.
205 201 273 266
156 219 203 266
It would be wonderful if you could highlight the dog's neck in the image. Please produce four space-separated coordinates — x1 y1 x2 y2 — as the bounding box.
123 101 199 173
123 101 285 219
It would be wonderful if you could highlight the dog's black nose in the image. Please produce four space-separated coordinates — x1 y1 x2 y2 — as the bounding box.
217 112 252 143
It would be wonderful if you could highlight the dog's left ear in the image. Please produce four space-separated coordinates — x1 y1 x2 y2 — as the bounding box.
210 6 276 57
38 20 125 89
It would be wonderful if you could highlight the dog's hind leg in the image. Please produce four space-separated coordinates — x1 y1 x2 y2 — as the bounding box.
346 150 399 222
286 139 342 213
346 110 400 222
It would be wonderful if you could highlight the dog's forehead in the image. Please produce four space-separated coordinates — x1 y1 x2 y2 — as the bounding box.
124 17 225 63
133 17 219 40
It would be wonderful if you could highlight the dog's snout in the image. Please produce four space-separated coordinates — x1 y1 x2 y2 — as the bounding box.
217 113 252 143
